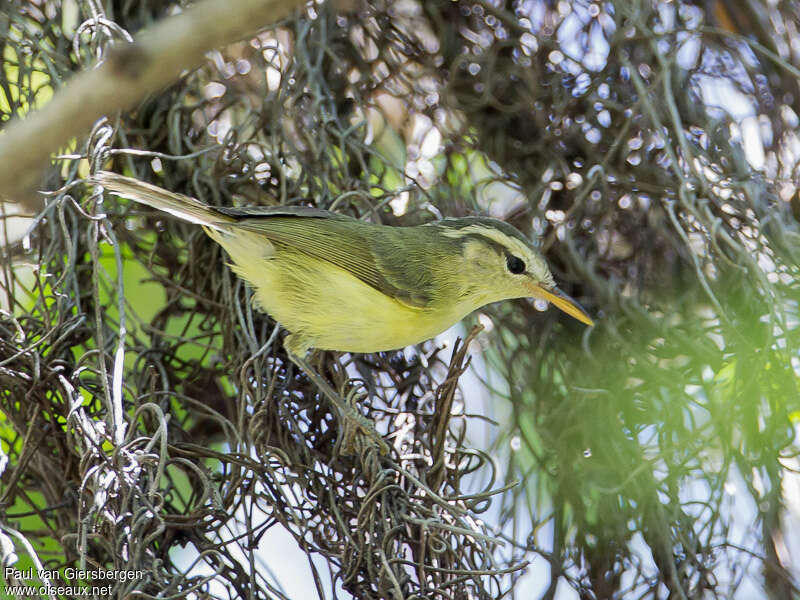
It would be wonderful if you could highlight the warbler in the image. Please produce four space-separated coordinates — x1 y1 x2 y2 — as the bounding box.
91 171 593 453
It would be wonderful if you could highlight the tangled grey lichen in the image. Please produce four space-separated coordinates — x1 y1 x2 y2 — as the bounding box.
2 1 800 599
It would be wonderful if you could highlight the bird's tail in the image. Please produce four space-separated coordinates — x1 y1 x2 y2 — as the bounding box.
90 171 235 230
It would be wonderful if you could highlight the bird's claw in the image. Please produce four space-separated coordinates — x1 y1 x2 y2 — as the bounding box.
333 387 389 457
288 352 388 457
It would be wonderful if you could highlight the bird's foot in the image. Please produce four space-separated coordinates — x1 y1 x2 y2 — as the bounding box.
333 386 389 457
288 351 388 457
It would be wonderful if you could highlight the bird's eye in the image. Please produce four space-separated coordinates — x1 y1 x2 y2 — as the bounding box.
506 255 526 274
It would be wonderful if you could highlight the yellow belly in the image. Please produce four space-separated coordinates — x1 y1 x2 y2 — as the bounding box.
214 231 469 353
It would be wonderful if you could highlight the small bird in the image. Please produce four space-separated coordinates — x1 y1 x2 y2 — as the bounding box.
92 171 593 452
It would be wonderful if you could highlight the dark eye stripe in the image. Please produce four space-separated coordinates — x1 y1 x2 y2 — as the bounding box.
506 255 525 274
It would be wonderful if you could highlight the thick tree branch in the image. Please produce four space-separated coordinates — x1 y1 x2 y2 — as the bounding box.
0 0 307 200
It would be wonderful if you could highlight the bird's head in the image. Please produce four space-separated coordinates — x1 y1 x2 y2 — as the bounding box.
437 217 594 326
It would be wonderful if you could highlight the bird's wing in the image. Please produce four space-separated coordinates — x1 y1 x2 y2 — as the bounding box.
215 204 342 220
235 216 432 309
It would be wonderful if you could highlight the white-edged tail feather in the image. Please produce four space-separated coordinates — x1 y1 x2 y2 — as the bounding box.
90 171 234 230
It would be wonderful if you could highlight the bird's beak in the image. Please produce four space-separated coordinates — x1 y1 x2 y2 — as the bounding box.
530 284 595 326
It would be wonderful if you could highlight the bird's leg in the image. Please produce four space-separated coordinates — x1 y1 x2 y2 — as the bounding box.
286 338 388 456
